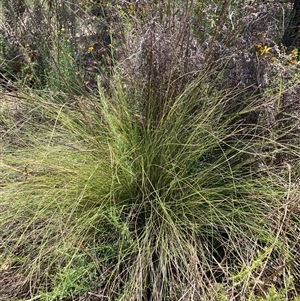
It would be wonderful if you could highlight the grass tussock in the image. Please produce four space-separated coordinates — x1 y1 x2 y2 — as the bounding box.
1 0 300 300
2 70 300 300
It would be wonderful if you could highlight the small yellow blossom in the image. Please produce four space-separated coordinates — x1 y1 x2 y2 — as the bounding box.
88 46 94 52
290 48 298 58
287 48 298 65
255 43 271 57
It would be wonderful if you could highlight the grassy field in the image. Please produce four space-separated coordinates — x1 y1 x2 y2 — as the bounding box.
1 1 300 300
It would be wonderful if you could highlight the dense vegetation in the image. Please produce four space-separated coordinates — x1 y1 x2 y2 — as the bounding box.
1 1 300 300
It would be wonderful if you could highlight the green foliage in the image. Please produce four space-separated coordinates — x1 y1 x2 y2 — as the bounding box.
1 0 300 300
2 68 300 299
45 31 83 93
39 252 96 300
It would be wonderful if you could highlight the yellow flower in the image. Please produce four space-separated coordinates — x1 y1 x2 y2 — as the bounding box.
287 48 299 65
88 46 94 52
255 43 271 57
290 48 298 58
